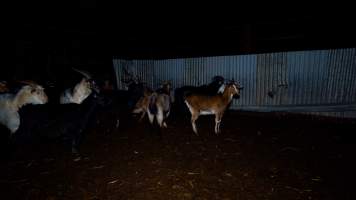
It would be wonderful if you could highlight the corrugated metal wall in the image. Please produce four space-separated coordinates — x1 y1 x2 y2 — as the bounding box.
113 48 356 118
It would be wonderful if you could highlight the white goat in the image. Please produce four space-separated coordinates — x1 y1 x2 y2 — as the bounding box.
184 82 243 135
60 68 99 104
0 83 48 134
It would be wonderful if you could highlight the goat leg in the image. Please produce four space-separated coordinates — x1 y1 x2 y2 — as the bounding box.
191 113 199 136
215 113 223 135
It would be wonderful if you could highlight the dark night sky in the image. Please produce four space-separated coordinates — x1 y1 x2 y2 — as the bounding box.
10 2 356 81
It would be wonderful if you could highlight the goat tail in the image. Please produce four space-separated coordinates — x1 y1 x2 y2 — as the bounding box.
148 93 158 115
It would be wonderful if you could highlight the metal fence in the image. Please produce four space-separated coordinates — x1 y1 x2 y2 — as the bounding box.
113 48 356 118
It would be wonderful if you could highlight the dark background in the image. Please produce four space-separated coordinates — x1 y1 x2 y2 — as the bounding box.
9 2 356 83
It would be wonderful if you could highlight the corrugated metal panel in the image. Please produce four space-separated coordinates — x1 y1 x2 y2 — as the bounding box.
113 48 356 118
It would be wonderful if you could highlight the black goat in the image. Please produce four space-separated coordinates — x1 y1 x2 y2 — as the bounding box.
121 67 152 110
125 80 152 110
14 91 110 154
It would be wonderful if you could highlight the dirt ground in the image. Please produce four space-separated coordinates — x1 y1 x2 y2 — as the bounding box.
0 108 355 200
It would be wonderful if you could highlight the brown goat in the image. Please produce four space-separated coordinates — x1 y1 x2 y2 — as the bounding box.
132 88 154 121
184 82 243 135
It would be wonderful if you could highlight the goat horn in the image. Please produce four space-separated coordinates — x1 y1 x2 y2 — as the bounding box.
16 80 37 86
72 68 92 79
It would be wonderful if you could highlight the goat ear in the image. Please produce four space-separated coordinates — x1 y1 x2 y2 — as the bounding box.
231 79 237 84
217 84 226 93
72 68 92 79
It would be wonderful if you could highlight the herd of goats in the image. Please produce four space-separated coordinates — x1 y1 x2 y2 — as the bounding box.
0 68 243 154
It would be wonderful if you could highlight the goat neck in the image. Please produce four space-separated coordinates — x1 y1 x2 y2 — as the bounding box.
71 78 92 104
13 86 34 110
14 85 47 109
217 85 232 103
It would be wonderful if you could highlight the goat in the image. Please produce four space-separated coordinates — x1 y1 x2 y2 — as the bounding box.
174 76 225 115
124 78 152 110
0 82 48 134
51 92 108 153
17 90 110 154
60 68 99 104
132 89 154 121
184 81 243 135
132 81 172 123
100 74 151 131
147 92 171 128
156 81 173 96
